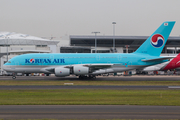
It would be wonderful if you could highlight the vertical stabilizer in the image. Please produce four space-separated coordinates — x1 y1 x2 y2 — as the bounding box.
134 21 175 56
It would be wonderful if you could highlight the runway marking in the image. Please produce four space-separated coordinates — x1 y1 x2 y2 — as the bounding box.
64 83 74 85
168 86 180 89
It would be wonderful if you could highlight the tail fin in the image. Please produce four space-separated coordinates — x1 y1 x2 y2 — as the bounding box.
177 53 180 57
134 21 175 56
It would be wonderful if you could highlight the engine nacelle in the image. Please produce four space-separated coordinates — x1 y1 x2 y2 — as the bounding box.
74 65 89 75
55 67 70 77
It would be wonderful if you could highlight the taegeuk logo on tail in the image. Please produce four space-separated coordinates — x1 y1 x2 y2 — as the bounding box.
151 34 164 48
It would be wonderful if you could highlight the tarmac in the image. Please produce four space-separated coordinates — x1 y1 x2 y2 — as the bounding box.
0 75 180 119
0 75 180 81
1 105 180 119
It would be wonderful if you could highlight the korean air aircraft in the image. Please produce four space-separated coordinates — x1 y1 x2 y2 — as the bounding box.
3 21 175 79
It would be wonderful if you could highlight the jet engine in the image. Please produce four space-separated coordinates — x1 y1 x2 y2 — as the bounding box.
73 65 89 75
55 67 70 77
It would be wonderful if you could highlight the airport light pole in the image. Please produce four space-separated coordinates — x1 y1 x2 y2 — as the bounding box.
6 37 9 62
92 32 100 53
112 22 116 53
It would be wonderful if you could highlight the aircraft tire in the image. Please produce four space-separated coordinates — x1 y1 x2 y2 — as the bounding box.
46 74 50 76
89 75 96 79
79 75 82 79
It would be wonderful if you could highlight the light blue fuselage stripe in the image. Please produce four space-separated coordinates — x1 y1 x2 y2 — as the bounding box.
5 53 167 67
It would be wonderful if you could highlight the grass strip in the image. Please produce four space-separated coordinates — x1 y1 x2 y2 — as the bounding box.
0 89 180 106
0 80 180 86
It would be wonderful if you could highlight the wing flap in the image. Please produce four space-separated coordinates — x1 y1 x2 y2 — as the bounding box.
83 64 113 71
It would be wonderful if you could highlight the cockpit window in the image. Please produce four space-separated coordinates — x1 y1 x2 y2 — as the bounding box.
8 61 11 63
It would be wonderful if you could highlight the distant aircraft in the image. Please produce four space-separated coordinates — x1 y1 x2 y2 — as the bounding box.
3 21 175 79
143 53 180 71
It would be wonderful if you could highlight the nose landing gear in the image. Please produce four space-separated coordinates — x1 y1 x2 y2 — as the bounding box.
12 72 16 79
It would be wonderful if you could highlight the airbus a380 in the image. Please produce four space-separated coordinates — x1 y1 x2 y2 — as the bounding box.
3 21 175 79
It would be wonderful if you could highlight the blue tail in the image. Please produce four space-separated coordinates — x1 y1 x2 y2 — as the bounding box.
134 21 175 56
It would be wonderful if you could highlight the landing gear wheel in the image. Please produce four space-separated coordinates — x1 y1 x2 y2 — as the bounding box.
79 75 87 79
89 75 96 79
79 75 82 79
12 72 16 79
88 75 93 79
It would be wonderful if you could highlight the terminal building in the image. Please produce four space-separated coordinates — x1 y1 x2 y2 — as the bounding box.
0 32 59 75
60 35 180 54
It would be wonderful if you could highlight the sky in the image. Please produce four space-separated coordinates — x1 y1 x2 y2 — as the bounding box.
0 0 180 39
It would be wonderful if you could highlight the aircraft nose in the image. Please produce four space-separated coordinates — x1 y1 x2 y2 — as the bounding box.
3 64 6 70
3 64 9 71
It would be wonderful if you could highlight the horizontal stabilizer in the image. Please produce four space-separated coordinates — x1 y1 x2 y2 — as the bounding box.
141 56 175 62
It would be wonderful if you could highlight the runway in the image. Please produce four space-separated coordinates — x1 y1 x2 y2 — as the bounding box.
0 76 179 119
0 105 180 119
1 75 180 81
0 85 179 90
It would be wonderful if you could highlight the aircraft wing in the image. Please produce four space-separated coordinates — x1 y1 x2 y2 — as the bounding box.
44 64 113 73
83 64 113 71
141 56 175 62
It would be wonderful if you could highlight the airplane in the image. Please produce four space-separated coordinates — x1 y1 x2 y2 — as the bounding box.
3 21 175 79
143 53 180 72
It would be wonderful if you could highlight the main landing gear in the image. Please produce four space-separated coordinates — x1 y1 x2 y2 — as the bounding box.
79 75 96 79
